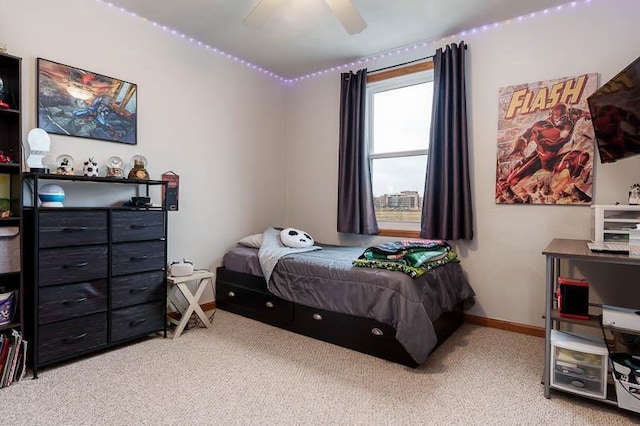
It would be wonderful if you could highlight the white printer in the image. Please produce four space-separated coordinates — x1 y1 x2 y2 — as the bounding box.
602 305 640 332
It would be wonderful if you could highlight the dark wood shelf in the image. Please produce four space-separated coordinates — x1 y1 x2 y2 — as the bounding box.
0 321 21 332
0 217 20 225
545 309 640 335
0 163 21 174
545 309 602 328
23 172 167 186
0 271 20 278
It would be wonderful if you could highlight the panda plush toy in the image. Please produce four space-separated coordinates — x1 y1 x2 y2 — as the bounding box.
280 228 314 248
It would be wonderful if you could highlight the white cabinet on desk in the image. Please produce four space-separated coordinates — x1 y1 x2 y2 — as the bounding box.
542 238 640 413
592 204 640 244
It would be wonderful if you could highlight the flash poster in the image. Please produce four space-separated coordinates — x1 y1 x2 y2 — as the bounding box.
495 73 597 205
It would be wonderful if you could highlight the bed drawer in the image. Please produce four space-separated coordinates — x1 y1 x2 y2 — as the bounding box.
217 282 293 327
293 304 408 360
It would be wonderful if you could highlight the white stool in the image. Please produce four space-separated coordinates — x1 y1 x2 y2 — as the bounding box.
166 270 215 339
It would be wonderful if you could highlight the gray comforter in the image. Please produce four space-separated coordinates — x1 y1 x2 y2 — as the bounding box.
266 242 475 364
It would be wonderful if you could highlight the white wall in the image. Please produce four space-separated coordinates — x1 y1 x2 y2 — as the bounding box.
285 0 640 326
1 0 287 299
3 0 639 324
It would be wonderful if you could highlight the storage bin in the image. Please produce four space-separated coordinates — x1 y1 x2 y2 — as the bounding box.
550 330 608 400
0 289 16 325
0 226 20 273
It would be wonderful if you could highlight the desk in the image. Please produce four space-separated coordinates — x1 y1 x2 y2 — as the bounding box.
542 238 640 400
166 270 215 339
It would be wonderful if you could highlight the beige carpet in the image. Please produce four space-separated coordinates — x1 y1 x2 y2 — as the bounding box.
1 310 638 425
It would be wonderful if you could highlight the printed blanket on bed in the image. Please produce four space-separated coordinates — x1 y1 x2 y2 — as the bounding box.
353 239 458 278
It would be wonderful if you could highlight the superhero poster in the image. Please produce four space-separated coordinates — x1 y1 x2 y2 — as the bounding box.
495 73 597 205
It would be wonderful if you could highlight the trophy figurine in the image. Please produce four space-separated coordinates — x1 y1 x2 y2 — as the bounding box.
0 77 9 109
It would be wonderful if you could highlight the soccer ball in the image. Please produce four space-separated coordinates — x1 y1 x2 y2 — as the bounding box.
83 158 99 177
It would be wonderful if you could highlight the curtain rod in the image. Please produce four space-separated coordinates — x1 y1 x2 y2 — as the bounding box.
367 43 467 74
367 56 433 74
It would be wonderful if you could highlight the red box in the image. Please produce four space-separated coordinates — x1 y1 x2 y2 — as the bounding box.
557 277 589 320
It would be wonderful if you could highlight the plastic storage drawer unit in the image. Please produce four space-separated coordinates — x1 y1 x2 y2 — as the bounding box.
550 330 608 400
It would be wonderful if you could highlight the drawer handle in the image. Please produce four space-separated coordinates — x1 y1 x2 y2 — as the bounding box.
63 332 88 344
371 328 384 336
228 291 235 297
62 226 89 232
63 262 89 268
312 313 323 321
62 296 88 305
130 224 148 229
129 286 148 294
265 301 274 308
129 318 147 327
130 256 148 262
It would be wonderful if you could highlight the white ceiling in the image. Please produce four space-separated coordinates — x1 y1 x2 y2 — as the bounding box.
106 0 571 78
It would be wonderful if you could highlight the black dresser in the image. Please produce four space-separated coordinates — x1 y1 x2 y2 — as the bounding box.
22 174 168 377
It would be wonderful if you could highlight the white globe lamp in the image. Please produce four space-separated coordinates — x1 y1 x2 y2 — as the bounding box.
39 184 65 207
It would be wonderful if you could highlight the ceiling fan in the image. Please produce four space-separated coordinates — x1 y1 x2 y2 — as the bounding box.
243 0 367 35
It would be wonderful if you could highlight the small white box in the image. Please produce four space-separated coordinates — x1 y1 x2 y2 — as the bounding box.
550 330 608 400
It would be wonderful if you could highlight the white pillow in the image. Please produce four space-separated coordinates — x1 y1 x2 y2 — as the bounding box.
237 233 262 248
280 228 314 248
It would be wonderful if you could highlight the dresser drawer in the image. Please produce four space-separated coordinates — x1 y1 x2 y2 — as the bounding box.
112 240 165 276
112 211 165 242
39 211 108 248
216 282 292 326
39 245 108 286
39 280 108 324
111 270 165 309
111 301 164 343
38 312 107 364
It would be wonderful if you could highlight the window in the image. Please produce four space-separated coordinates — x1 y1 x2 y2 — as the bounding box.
366 63 434 235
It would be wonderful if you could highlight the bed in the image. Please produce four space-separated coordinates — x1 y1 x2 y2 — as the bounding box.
216 233 475 367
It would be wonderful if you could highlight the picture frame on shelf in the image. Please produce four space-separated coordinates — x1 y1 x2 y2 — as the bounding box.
37 58 137 145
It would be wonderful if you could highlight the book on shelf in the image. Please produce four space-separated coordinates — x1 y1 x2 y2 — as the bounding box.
14 339 27 382
0 334 9 383
0 329 26 388
7 329 22 386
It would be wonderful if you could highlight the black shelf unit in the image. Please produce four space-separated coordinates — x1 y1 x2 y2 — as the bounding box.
0 53 23 388
22 173 169 377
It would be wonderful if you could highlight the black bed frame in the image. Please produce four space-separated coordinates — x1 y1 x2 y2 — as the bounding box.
215 267 463 367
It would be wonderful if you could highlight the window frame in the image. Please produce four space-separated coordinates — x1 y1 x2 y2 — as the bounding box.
365 61 434 237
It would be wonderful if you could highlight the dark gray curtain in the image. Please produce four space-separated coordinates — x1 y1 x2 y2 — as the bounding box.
337 69 379 235
420 42 473 240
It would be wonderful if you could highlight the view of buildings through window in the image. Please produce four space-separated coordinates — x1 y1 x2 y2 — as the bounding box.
368 72 433 229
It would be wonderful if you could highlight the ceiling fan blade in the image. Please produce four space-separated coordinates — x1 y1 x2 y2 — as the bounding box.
243 0 287 28
324 0 367 35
